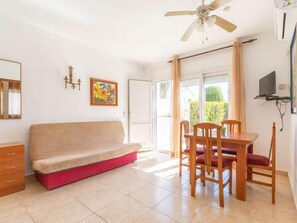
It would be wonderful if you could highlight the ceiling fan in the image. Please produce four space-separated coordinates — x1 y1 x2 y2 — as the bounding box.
164 0 237 41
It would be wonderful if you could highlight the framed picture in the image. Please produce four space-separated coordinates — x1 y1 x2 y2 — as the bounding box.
290 25 297 114
90 78 118 106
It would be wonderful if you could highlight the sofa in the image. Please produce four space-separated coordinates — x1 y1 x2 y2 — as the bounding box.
30 121 141 189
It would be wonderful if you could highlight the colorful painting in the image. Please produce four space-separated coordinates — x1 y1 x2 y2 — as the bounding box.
90 78 118 106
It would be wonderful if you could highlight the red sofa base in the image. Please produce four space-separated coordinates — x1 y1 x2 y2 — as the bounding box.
35 152 137 190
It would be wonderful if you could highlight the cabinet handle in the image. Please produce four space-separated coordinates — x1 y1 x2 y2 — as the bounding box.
5 166 16 169
6 153 15 156
6 179 15 183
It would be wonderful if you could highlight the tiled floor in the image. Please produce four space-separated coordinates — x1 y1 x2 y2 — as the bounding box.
0 151 296 223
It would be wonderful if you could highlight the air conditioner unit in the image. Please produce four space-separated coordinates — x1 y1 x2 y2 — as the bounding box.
274 4 297 40
274 8 287 40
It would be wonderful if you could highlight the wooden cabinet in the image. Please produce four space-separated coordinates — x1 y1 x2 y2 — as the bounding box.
0 142 25 196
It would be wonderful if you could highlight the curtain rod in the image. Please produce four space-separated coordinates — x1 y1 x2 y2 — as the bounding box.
168 38 257 63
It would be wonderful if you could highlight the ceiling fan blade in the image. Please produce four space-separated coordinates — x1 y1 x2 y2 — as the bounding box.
164 11 196 16
214 15 237 32
208 0 233 10
181 19 202 41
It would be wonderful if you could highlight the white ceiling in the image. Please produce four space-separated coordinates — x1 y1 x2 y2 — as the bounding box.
0 0 276 64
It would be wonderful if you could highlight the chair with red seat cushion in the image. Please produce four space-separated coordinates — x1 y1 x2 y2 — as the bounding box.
247 122 276 204
191 122 232 208
179 120 204 176
184 145 204 155
212 120 241 156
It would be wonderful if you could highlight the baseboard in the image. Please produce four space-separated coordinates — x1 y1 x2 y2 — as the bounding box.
276 170 288 176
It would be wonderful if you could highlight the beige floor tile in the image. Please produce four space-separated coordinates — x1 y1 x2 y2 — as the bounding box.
191 206 248 223
118 167 161 183
128 184 172 207
96 196 150 223
0 151 296 223
16 179 49 201
0 193 22 212
154 193 204 223
64 177 106 197
0 209 34 223
109 175 148 194
21 188 75 214
78 184 125 212
134 209 179 223
94 170 129 186
151 176 187 193
0 194 33 223
29 197 92 223
79 214 105 223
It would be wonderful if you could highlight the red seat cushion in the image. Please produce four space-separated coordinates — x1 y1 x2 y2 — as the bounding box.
212 146 237 155
247 153 270 166
196 154 233 168
184 145 204 155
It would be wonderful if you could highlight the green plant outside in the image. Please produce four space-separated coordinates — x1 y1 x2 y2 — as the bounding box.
189 86 228 126
189 100 228 126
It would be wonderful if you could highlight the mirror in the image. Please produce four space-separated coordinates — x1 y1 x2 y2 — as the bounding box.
0 59 21 119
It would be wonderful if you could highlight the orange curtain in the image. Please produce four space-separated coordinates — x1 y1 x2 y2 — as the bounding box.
231 40 246 132
171 57 181 157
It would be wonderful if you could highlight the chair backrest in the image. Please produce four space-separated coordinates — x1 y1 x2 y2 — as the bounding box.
221 120 241 134
193 123 222 168
180 120 190 152
269 122 276 168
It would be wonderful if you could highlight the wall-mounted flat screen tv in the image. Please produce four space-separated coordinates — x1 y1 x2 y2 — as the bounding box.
258 71 276 97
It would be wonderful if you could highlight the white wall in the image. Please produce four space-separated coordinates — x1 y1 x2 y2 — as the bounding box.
289 115 297 207
0 17 143 175
244 36 290 172
145 34 291 172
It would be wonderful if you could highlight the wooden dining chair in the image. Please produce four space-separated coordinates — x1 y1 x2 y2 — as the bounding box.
246 122 276 204
212 120 241 156
179 120 204 176
192 123 233 207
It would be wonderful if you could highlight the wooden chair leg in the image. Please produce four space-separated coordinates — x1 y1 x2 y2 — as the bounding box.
272 172 276 204
202 167 206 186
191 183 196 197
229 167 232 194
179 156 182 177
218 172 224 208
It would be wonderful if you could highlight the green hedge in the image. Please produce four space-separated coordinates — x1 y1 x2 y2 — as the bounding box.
189 100 228 126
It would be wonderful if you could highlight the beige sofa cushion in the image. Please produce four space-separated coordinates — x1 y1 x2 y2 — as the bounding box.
32 143 140 174
30 121 125 161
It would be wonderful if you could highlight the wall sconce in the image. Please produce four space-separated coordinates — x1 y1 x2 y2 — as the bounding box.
64 66 81 90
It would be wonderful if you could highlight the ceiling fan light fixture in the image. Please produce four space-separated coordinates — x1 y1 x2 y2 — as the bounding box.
206 15 216 27
196 23 205 32
165 0 237 41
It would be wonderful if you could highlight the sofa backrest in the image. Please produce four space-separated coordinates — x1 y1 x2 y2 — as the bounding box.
30 121 125 161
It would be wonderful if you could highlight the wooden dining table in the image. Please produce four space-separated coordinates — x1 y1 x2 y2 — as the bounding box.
185 131 258 201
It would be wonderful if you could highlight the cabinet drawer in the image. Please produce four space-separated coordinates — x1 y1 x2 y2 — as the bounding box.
0 158 24 172
0 146 24 161
0 173 24 191
0 163 24 176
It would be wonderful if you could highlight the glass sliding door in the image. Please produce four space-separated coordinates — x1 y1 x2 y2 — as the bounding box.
180 74 229 126
155 80 172 152
180 78 200 131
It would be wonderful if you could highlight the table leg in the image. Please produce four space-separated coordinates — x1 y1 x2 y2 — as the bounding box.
236 145 246 201
189 138 196 196
247 144 253 181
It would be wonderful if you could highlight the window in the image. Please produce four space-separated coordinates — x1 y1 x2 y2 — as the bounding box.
154 80 172 151
180 73 229 128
